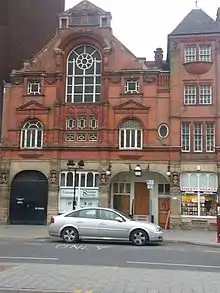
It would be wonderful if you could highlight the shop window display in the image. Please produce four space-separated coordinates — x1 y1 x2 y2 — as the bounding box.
181 193 217 217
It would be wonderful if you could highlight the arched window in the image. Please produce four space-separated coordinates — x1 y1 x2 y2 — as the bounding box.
66 45 102 103
119 119 143 150
20 119 43 149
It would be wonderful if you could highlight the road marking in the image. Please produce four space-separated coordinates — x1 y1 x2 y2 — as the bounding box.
55 244 108 250
0 256 58 261
73 291 92 293
205 250 220 253
72 290 92 293
127 261 220 269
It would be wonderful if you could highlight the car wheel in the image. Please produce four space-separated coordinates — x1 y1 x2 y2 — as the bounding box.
61 227 79 243
130 229 149 246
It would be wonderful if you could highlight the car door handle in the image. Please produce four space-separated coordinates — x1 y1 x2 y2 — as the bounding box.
76 221 83 223
100 222 106 225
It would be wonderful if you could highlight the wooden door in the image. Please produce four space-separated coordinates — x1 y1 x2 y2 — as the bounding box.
134 182 149 215
158 198 170 229
113 195 130 215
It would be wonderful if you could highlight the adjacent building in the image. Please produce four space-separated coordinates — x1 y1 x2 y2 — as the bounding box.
0 1 220 229
0 0 65 128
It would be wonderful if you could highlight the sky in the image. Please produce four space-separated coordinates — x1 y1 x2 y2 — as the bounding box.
65 0 219 61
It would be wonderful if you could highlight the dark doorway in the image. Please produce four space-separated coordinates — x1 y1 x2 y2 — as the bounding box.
9 170 48 225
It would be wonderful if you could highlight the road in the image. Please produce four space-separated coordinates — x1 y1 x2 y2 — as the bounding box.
0 238 219 292
0 238 219 271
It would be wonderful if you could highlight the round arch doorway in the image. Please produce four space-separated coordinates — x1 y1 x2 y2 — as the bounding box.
9 170 48 225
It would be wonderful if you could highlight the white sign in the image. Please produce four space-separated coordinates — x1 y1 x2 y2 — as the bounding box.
181 187 217 192
60 188 99 198
146 180 154 190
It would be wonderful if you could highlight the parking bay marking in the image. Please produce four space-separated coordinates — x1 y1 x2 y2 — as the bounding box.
55 244 108 250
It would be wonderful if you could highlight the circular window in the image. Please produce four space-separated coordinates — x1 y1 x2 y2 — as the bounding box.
158 124 169 139
76 53 94 70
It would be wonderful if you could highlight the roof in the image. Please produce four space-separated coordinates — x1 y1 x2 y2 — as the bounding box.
66 0 108 15
170 8 220 36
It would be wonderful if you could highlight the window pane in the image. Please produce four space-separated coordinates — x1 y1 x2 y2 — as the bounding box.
81 173 86 187
113 183 118 193
165 184 170 194
120 130 124 148
74 77 83 85
26 131 31 147
126 130 130 147
131 130 135 147
95 174 99 187
37 130 42 147
60 173 65 186
181 193 198 216
125 183 131 193
119 183 124 193
74 95 83 102
87 172 93 187
158 184 164 194
75 173 79 187
67 172 73 186
137 130 141 147
84 94 93 102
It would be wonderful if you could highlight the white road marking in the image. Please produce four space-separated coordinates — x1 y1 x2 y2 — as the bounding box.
127 261 220 269
0 256 58 260
205 250 220 253
96 245 109 250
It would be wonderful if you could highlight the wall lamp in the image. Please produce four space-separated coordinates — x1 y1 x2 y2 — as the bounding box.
105 163 112 176
129 163 150 177
166 165 171 177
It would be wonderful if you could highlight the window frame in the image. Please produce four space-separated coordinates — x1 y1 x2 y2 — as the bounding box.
124 80 139 94
59 171 100 188
183 84 212 105
119 120 143 150
184 45 212 63
158 124 169 139
206 123 215 152
193 122 203 152
27 81 41 95
181 122 190 152
65 44 102 104
20 120 43 149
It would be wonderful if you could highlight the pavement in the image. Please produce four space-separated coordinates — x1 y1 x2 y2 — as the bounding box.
0 240 219 292
0 224 219 247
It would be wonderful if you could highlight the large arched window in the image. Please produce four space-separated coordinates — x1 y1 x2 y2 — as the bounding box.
66 45 102 103
119 119 143 150
20 119 43 149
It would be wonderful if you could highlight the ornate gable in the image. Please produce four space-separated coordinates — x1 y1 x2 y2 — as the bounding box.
16 101 50 112
113 100 150 113
67 0 106 14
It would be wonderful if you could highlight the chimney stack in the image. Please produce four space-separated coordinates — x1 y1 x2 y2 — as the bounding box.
154 48 163 69
216 7 220 21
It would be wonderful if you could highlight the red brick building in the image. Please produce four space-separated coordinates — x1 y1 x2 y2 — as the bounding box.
0 1 220 229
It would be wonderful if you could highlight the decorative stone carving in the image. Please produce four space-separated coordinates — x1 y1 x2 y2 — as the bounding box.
143 75 157 83
171 171 179 187
0 169 8 184
110 75 121 84
44 75 57 85
53 48 64 72
100 171 108 186
10 75 24 85
49 169 58 185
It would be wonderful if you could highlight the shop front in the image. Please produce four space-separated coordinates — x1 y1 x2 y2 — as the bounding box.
59 171 99 213
180 172 218 229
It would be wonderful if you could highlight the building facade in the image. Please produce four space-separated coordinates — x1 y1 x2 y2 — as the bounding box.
0 1 220 229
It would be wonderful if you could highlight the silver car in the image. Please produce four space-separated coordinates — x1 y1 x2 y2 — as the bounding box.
48 207 163 246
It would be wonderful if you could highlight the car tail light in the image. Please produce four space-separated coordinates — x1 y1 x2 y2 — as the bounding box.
50 216 54 224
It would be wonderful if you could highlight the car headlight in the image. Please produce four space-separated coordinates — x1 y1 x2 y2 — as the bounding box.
155 227 162 232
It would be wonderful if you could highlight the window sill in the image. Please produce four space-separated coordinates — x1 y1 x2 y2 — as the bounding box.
181 215 216 219
120 92 144 97
23 94 45 97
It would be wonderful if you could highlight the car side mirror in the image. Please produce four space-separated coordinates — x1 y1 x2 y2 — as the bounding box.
115 216 123 222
